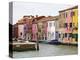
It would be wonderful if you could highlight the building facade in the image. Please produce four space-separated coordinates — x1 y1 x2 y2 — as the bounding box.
37 16 59 41
72 6 78 43
58 11 65 43
59 6 78 44
47 21 56 41
17 16 33 41
37 20 47 41
32 19 38 41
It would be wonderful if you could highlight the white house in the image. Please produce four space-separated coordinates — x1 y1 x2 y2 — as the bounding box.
47 21 56 41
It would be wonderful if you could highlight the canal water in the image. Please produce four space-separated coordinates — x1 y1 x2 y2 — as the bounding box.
13 43 78 58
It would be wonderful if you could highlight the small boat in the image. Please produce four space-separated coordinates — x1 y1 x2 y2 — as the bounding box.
10 42 36 51
48 39 61 45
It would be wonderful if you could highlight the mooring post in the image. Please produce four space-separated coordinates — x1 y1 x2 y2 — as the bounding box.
36 39 39 50
36 33 39 50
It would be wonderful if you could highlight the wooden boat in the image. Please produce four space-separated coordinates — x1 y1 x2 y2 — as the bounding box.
10 41 36 51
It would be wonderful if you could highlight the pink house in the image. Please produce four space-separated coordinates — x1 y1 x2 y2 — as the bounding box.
65 10 72 33
32 24 38 41
64 10 72 43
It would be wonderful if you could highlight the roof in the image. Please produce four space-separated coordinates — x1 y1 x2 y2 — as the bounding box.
34 16 45 20
16 15 59 24
17 17 32 24
59 5 78 12
37 16 59 23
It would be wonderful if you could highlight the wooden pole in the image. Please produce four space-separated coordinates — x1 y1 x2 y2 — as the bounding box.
36 33 39 50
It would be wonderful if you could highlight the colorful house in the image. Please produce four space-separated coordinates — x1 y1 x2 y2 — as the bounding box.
72 6 78 44
59 6 78 44
17 19 26 40
35 16 46 41
47 16 59 41
32 19 38 41
37 16 59 41
64 10 72 43
17 16 33 41
37 20 47 41
37 22 44 40
58 11 65 43
47 21 56 41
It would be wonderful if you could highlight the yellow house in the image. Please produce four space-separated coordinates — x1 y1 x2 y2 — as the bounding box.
72 6 78 44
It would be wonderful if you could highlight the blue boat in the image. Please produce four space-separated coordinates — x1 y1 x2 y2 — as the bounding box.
48 39 61 45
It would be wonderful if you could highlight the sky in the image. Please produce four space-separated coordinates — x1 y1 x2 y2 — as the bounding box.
12 1 77 25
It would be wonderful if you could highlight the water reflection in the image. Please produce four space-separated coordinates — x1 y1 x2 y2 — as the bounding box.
13 43 78 58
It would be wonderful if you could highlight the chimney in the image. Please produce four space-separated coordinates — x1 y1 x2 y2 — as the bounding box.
36 15 38 18
23 16 26 18
30 15 34 19
48 16 52 17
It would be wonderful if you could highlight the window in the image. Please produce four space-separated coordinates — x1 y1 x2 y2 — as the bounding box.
20 32 22 35
63 34 64 38
70 23 72 27
73 23 75 27
53 23 55 26
48 32 50 37
75 34 78 41
59 34 60 38
60 13 65 18
66 13 67 18
63 13 65 18
70 12 73 17
49 23 52 27
65 33 67 37
71 11 75 17
72 11 75 16
69 33 72 37
52 32 54 37
75 27 78 30
38 29 41 32
60 14 61 17
72 34 78 42
64 23 67 28
24 26 26 30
